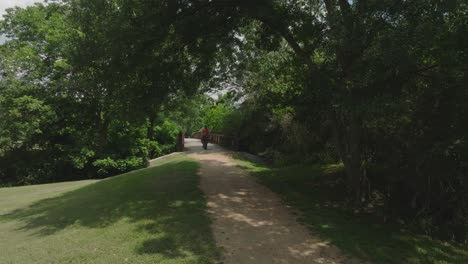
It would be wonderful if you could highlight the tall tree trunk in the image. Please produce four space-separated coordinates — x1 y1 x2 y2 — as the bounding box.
95 110 109 151
147 113 156 158
99 118 110 148
332 108 363 206
260 0 366 205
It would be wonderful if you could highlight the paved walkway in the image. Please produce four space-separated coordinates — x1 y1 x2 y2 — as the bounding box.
185 138 357 264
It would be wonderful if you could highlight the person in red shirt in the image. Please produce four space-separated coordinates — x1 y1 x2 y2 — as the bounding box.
201 126 209 137
201 126 209 149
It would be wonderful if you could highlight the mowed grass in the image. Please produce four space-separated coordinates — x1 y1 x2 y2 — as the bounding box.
0 154 220 264
234 156 468 264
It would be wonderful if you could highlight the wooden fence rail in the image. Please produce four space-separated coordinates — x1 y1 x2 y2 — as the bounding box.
191 131 237 149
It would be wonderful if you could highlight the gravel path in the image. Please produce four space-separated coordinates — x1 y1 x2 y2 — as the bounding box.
185 139 359 264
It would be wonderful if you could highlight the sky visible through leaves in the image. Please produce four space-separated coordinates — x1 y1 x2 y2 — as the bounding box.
0 0 42 43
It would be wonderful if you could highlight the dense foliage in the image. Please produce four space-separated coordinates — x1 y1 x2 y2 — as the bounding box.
0 2 186 185
1 0 467 243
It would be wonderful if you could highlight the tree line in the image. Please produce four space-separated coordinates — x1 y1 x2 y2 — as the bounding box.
1 0 467 242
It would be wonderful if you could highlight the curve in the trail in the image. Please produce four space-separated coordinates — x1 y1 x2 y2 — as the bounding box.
184 138 361 264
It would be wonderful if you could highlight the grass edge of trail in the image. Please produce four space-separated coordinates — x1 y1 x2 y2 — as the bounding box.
232 154 468 264
0 153 221 264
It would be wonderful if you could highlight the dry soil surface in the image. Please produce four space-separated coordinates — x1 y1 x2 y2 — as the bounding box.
185 138 361 264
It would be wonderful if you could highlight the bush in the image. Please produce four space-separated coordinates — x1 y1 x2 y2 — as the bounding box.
154 120 180 154
93 156 145 177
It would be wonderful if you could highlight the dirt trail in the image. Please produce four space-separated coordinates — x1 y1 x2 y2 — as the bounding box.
185 139 359 264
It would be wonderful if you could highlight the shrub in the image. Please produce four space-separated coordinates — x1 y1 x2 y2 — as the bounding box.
93 156 145 177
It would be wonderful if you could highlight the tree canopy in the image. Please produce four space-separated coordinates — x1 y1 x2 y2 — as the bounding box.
1 0 468 242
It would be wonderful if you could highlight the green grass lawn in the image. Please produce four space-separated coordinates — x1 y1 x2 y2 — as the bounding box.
0 154 220 264
234 156 468 264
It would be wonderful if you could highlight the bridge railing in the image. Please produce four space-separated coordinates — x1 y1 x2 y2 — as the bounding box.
191 131 237 149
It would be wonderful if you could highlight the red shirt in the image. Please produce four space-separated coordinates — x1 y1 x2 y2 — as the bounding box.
201 128 209 136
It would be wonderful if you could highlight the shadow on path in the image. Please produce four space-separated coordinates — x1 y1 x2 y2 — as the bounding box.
240 162 468 264
186 138 358 264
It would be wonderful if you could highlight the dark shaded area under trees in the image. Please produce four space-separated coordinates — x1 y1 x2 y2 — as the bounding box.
1 0 468 243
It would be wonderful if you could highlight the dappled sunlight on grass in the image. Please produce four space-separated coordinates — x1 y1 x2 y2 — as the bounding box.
0 156 220 263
